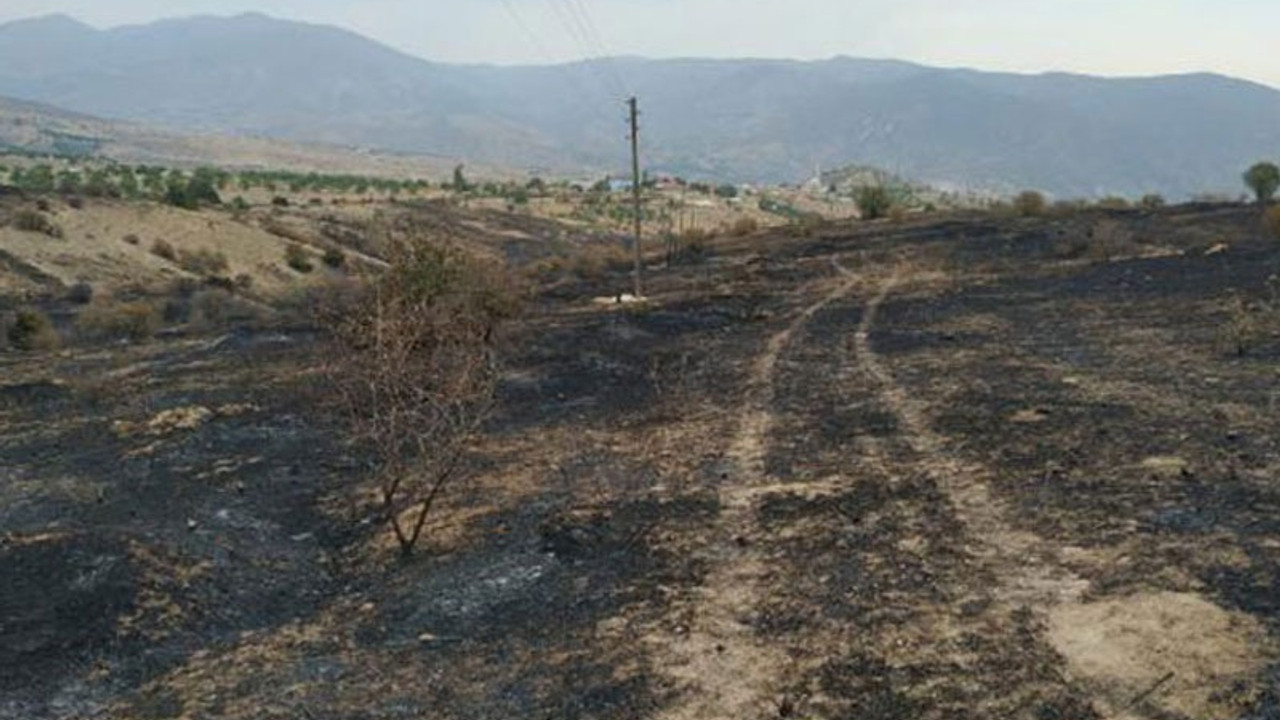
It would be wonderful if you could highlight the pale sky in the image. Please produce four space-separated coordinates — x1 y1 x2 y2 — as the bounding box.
1 0 1276 88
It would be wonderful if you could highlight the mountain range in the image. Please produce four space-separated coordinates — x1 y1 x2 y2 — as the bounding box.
2 12 1279 197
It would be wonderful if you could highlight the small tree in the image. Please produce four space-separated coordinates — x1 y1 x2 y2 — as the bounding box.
321 240 515 555
452 164 469 193
1244 162 1280 205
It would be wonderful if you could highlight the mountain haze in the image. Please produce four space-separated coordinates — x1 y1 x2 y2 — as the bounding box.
2 12 1279 197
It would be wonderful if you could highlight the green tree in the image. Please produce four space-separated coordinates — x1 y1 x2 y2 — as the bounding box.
1244 162 1280 205
452 164 469 193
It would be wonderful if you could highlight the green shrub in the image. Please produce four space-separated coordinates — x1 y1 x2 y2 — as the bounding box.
1014 190 1047 217
285 243 314 273
856 186 893 221
7 309 59 351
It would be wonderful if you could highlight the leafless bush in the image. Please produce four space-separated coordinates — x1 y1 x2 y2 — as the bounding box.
150 239 177 262
6 309 59 351
12 209 62 237
1014 190 1047 217
1264 206 1280 241
1217 295 1260 357
285 243 314 273
76 300 160 343
729 216 759 237
177 248 230 276
320 239 517 555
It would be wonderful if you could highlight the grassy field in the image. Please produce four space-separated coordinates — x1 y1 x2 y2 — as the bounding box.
2 197 1279 720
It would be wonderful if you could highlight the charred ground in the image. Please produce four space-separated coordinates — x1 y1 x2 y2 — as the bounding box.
2 203 1279 720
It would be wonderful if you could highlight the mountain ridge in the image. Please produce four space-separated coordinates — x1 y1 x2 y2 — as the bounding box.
1 13 1278 197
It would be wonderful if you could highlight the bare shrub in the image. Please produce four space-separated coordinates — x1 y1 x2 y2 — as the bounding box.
322 247 346 269
320 239 517 555
151 239 177 262
1096 196 1131 210
77 301 160 343
729 217 759 237
177 248 230 276
1140 194 1166 210
1014 190 1047 217
285 243 314 273
12 209 62 237
669 227 713 264
1085 220 1136 261
568 243 632 281
122 234 141 246
66 281 94 305
1217 295 1259 357
6 309 59 351
1264 206 1280 240
190 289 262 330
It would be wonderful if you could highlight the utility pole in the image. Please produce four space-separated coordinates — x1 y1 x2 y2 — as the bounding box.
628 96 643 299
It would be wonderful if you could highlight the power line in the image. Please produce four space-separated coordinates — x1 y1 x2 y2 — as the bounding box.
563 0 630 96
496 0 616 130
549 0 627 99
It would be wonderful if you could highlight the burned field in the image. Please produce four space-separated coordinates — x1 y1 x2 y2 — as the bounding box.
3 204 1280 719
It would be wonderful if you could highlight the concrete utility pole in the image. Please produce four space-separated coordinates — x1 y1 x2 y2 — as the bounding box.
628 96 643 299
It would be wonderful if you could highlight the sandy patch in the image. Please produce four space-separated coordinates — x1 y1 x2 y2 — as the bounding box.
1048 592 1270 719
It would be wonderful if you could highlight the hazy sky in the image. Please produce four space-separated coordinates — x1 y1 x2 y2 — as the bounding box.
1 0 1276 88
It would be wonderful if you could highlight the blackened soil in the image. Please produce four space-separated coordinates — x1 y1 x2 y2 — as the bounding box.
3 204 1279 720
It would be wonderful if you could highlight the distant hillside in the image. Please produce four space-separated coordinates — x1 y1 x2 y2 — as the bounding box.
2 13 1279 197
0 94 482 180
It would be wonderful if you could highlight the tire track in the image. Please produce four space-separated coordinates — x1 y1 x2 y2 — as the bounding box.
838 257 1089 608
835 258 1271 720
650 269 861 720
